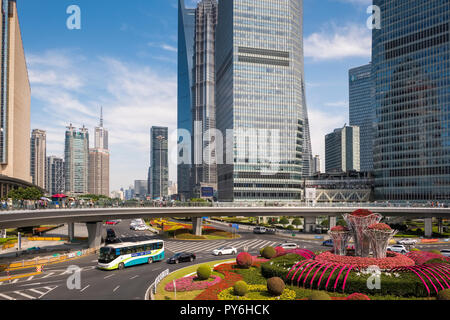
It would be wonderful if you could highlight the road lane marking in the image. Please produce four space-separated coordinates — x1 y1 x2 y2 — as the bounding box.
0 293 15 300
26 276 34 281
80 285 90 292
104 274 115 279
113 285 120 292
130 275 139 280
14 291 35 299
41 272 55 279
29 289 45 295
11 279 18 284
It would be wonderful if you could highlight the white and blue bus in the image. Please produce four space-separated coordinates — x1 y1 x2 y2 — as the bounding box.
98 240 164 270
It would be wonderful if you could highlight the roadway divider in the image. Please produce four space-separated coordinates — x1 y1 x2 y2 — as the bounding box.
146 268 170 300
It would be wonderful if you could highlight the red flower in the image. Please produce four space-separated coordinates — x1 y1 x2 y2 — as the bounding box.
346 293 371 300
367 223 392 231
351 209 374 217
330 226 349 232
314 251 415 269
194 263 243 300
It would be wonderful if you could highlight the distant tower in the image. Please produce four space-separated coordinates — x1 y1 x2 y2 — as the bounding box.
30 129 46 189
65 124 89 195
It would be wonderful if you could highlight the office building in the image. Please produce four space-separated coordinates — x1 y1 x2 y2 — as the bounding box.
64 124 89 196
149 126 168 200
134 180 148 200
46 156 64 195
349 63 374 173
30 129 46 189
0 0 32 197
325 126 360 173
313 155 321 174
177 0 196 201
192 0 218 197
372 0 450 201
88 108 110 197
215 0 311 201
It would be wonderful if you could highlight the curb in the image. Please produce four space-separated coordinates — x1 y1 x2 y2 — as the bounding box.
0 271 42 283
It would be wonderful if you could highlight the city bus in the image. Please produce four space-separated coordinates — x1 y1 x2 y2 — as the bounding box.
98 239 164 270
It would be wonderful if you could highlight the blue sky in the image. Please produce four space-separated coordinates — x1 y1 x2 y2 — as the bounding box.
19 0 372 192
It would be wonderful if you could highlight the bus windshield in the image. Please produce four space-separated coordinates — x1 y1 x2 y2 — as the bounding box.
99 247 116 263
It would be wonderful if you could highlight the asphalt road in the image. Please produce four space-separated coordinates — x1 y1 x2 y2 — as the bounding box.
0 219 447 300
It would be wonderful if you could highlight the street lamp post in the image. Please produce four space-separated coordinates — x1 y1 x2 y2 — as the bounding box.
156 135 165 202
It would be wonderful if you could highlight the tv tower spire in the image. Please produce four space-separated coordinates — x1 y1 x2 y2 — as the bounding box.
100 106 103 127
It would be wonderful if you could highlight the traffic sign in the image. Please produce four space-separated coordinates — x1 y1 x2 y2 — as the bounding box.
36 265 43 272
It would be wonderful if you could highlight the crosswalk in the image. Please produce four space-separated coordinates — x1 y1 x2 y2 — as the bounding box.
0 285 57 300
164 239 282 254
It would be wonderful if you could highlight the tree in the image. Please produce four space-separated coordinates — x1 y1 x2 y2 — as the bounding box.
8 187 43 200
292 218 302 227
279 217 289 226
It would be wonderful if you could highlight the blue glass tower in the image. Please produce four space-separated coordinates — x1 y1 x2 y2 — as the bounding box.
372 0 450 201
177 0 195 200
349 63 374 173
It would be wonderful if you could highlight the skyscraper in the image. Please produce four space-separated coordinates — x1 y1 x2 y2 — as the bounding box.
46 156 64 195
64 124 89 196
325 126 360 173
88 108 110 197
177 0 195 201
192 0 218 196
134 180 148 200
313 155 321 174
372 0 450 201
215 0 311 201
30 129 46 189
0 0 32 196
349 63 374 173
149 126 168 200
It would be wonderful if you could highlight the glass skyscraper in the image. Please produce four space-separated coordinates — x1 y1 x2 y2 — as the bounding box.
149 126 168 200
372 0 450 201
215 0 311 201
325 126 360 174
177 0 195 201
349 63 375 173
64 125 89 195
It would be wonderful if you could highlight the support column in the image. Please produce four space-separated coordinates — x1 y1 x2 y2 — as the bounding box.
192 217 202 236
329 216 337 230
438 218 443 234
86 222 103 249
424 218 433 238
68 223 75 242
303 216 316 233
0 229 6 238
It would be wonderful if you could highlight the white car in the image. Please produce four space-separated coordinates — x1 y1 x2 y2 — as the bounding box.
131 224 150 231
277 243 299 250
212 246 238 256
387 244 408 254
397 239 418 245
130 219 144 226
441 249 450 257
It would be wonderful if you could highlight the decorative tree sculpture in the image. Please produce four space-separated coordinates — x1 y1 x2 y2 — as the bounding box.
343 209 382 257
328 226 352 256
364 223 398 258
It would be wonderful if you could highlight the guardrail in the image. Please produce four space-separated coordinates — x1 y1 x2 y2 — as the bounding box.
146 268 169 300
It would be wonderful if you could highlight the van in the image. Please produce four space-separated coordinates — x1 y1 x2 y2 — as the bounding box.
106 229 117 243
253 226 267 234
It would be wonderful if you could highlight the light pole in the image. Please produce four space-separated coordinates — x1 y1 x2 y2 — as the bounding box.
156 135 165 202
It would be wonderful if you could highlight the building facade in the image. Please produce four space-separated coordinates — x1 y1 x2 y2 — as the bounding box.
349 63 374 173
0 0 32 197
325 126 360 173
177 0 196 201
372 0 450 201
64 125 89 196
46 156 64 195
88 109 110 197
215 0 311 201
134 180 148 200
192 0 218 197
30 129 46 189
313 155 321 174
149 126 168 200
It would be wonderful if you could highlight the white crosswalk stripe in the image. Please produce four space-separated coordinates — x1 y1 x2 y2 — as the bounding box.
0 293 15 300
0 286 58 300
164 239 281 254
14 291 35 299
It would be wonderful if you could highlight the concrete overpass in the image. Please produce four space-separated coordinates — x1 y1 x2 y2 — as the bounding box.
0 207 448 248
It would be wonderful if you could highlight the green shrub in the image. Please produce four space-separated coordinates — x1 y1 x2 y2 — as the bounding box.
260 248 264 257
410 248 421 251
267 277 285 296
233 281 248 297
197 265 212 280
262 246 276 259
437 289 450 300
429 250 442 255
308 291 331 300
425 258 450 264
261 254 305 279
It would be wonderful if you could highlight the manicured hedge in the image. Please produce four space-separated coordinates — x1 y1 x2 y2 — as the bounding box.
261 254 305 279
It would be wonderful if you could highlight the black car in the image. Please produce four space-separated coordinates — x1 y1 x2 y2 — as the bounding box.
167 252 196 264
106 229 117 243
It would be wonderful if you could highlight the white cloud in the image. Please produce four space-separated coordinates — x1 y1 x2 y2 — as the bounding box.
304 23 371 61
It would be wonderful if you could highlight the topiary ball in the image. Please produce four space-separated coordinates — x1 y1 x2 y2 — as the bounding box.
308 291 332 300
262 246 277 259
437 289 450 300
233 281 248 297
236 252 253 269
196 265 212 280
346 293 371 300
266 277 285 296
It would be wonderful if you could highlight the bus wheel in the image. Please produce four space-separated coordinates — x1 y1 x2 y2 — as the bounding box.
148 258 153 264
118 263 125 270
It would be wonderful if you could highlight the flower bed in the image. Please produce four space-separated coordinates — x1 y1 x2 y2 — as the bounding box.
164 275 221 292
314 251 415 269
194 263 243 300
218 285 296 300
406 251 450 265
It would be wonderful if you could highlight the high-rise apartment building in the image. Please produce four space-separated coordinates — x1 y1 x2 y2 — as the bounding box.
349 63 374 173
30 129 46 189
215 0 311 201
0 0 32 197
149 127 168 200
64 124 89 196
372 0 450 201
192 0 218 196
177 0 195 201
46 156 64 195
88 108 110 197
325 126 360 173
